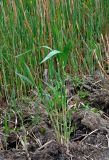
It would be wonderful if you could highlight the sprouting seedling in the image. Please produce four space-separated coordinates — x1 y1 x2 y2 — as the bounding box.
40 46 61 64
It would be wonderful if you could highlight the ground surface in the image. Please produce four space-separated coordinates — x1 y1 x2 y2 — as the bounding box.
0 73 109 160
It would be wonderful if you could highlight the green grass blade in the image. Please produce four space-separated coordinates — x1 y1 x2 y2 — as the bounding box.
40 49 61 64
15 72 34 86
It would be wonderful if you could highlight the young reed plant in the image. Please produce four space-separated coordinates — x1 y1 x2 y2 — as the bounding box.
40 79 74 145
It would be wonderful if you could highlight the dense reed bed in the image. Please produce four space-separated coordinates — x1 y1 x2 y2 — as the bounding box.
0 0 109 99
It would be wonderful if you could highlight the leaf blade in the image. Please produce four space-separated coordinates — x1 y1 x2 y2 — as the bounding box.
40 50 61 64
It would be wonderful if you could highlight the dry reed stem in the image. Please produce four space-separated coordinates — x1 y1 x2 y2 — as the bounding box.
12 0 17 24
105 35 109 70
19 0 32 35
93 50 107 76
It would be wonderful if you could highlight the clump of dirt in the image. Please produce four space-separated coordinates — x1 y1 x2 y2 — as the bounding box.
0 150 27 160
83 75 109 115
31 141 69 160
1 74 109 160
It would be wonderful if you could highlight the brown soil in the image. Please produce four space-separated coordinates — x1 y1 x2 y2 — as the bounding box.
1 74 109 160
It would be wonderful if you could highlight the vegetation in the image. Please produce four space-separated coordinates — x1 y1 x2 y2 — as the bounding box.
1 0 109 98
0 0 109 145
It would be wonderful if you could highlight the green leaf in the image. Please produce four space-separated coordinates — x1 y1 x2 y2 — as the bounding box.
15 72 34 86
15 50 31 58
41 46 52 51
40 50 61 64
24 63 35 86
